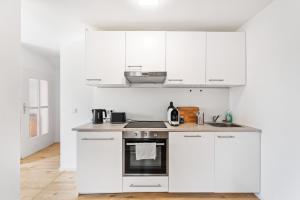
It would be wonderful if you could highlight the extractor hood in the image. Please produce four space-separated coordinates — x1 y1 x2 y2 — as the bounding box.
124 71 167 84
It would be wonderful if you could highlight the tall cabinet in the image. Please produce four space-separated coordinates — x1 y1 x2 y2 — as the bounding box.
166 32 206 85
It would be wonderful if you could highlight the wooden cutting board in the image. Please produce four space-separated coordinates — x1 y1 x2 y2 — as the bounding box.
177 106 200 123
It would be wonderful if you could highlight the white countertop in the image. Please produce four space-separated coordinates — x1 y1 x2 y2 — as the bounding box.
72 122 261 133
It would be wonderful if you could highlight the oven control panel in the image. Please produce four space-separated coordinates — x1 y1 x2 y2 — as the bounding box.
123 131 168 139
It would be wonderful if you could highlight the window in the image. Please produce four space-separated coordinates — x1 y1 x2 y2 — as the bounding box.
28 79 49 137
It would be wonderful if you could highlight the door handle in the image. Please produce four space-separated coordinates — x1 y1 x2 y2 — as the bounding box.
23 103 38 114
81 138 114 141
184 135 202 138
209 79 224 82
86 78 102 81
168 79 183 82
217 136 235 139
129 184 162 188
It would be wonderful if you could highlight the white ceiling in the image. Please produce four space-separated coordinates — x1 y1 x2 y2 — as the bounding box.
21 0 273 67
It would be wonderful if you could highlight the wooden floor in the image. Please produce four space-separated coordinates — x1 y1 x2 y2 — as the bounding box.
21 144 259 200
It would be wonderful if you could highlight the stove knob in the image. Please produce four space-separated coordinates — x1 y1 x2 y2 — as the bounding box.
134 133 138 136
154 133 158 137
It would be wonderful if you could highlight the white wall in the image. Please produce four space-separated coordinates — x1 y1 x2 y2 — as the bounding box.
20 44 60 157
60 39 229 170
0 0 20 199
60 40 93 170
230 0 300 199
93 88 229 121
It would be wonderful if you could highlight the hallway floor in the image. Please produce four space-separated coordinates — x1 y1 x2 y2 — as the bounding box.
21 144 259 200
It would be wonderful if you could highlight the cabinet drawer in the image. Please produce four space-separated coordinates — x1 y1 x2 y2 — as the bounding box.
123 177 168 192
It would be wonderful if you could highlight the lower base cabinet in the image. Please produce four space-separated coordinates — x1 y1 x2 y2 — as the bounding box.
169 132 260 193
77 132 122 194
169 132 215 192
215 132 261 193
76 131 260 194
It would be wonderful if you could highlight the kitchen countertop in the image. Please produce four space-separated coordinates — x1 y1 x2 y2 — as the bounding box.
72 122 261 133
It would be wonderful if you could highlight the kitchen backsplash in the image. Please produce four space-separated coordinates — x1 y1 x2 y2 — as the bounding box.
93 88 229 122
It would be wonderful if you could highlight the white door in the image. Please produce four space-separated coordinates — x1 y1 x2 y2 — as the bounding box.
215 133 261 193
77 132 122 194
85 31 126 85
21 70 52 158
169 132 214 192
126 31 166 72
206 32 246 86
166 32 206 85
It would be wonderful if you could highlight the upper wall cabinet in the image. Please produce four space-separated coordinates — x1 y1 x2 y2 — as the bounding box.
126 31 166 72
85 31 126 85
84 31 246 87
206 32 246 86
166 32 206 85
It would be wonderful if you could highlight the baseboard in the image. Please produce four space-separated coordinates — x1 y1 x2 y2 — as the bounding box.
255 193 262 200
59 166 76 172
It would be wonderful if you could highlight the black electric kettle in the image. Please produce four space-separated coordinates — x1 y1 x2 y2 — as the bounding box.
92 109 107 124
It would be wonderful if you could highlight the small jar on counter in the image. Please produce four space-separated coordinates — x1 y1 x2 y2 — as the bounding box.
196 111 205 125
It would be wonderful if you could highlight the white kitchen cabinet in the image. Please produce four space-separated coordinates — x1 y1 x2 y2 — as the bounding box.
169 132 214 192
206 32 246 86
166 32 206 85
215 132 260 193
77 132 122 194
126 31 166 72
85 31 126 85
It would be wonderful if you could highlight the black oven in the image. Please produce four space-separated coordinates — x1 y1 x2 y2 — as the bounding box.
123 131 168 176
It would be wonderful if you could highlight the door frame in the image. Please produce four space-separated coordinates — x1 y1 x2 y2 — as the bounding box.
21 68 54 158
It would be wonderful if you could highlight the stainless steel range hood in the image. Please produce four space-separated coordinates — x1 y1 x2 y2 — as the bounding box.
124 71 167 84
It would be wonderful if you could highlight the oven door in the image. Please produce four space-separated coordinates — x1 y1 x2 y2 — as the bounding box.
123 138 167 176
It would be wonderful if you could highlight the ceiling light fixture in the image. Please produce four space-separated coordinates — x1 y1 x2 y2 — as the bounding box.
138 0 159 7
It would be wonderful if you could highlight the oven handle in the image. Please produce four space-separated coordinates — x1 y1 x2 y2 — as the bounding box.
129 184 162 188
125 143 165 146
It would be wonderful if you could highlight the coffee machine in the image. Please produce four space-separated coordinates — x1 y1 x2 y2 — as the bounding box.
92 109 107 124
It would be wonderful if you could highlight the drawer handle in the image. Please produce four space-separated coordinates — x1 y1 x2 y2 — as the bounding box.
126 143 165 146
129 184 162 188
127 66 143 68
81 138 114 141
209 79 224 82
168 79 183 82
86 78 102 81
184 135 202 138
217 136 235 139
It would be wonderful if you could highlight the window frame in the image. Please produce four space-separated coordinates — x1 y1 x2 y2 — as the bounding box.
28 78 49 138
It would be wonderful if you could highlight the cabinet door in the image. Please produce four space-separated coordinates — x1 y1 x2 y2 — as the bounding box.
206 32 246 86
169 132 214 192
77 132 122 194
215 133 260 193
126 31 166 72
166 32 206 85
85 31 126 85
